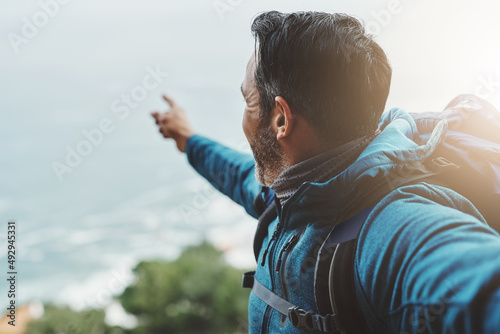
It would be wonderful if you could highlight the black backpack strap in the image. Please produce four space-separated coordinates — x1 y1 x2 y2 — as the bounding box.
315 207 373 334
253 186 271 216
329 240 371 334
253 186 275 216
252 187 278 261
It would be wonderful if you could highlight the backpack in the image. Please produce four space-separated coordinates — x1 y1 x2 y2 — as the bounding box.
242 94 500 333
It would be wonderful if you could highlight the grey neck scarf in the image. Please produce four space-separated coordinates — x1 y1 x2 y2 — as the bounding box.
270 132 378 206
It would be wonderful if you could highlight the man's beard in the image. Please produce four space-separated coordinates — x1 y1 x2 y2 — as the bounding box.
250 119 287 187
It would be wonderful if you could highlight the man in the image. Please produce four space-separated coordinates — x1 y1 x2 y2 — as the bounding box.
151 11 500 334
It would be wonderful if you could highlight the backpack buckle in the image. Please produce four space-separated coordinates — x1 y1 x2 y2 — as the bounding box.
288 307 342 333
288 307 314 330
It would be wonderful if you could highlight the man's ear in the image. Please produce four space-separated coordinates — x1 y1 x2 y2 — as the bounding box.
272 96 294 140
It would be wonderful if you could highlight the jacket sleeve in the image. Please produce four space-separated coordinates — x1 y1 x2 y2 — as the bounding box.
185 134 261 219
354 183 500 334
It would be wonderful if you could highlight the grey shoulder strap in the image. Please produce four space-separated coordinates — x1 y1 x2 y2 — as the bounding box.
242 271 342 333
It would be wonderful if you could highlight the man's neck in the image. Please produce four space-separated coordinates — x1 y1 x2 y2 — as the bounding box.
270 133 377 206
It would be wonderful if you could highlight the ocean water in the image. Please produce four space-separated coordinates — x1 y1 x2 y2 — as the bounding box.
1 0 500 313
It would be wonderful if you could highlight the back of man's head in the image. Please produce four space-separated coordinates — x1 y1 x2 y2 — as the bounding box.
251 11 392 145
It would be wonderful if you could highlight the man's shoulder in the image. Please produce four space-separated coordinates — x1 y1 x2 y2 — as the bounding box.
353 183 500 334
355 182 495 262
366 182 487 230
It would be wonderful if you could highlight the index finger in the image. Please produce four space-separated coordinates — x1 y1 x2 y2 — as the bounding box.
163 94 176 107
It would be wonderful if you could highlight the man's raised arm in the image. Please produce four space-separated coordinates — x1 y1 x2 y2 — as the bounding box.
151 95 261 219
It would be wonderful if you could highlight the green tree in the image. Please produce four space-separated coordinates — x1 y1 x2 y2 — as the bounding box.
26 304 120 334
119 242 250 334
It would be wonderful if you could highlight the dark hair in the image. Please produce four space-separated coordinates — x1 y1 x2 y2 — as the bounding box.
251 11 392 144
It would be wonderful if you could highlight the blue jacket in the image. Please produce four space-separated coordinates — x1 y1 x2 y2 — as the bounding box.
185 108 500 334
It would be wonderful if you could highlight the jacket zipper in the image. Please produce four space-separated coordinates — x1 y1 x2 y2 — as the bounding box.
276 231 303 326
275 234 300 272
261 223 281 266
261 304 272 333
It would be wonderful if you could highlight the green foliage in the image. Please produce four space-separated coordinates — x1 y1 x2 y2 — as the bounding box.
120 241 250 334
26 242 249 334
25 304 121 334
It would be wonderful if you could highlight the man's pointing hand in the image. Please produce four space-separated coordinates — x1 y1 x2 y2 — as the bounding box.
151 95 195 153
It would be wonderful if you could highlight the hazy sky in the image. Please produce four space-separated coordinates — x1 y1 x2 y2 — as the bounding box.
1 0 500 310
